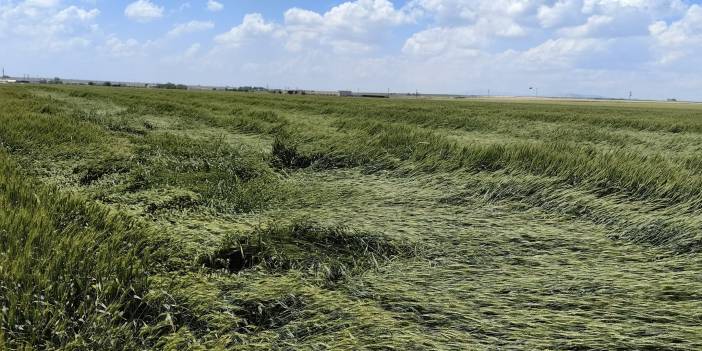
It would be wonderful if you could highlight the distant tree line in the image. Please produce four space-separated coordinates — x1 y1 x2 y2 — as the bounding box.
35 77 64 84
225 86 267 92
155 82 188 90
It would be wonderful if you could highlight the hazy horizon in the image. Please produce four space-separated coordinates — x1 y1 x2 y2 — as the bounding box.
2 0 702 100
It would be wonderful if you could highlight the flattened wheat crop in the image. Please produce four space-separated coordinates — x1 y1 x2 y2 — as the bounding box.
1 84 701 350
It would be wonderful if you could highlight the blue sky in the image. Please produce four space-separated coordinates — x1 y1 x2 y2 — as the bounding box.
2 0 702 99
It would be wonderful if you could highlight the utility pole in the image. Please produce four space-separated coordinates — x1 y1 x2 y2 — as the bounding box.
529 86 538 97
629 91 632 100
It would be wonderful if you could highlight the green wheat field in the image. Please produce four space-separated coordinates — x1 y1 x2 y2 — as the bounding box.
1 84 701 350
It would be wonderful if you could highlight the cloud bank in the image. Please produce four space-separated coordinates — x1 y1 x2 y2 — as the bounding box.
2 0 702 99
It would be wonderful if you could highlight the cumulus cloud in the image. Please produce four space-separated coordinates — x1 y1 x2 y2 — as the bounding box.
214 13 281 48
168 20 214 37
649 4 702 63
402 0 538 58
3 0 702 100
124 0 163 23
518 38 609 68
184 43 201 58
207 0 223 12
54 6 100 23
202 0 700 94
283 0 415 52
582 0 687 16
320 0 414 30
100 36 143 57
649 5 702 45
538 0 582 28
0 1 99 51
213 1 413 54
409 0 536 25
558 14 614 37
402 26 485 57
23 0 60 8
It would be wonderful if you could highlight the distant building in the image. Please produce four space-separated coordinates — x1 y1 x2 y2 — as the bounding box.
339 90 353 97
360 93 389 98
305 90 339 96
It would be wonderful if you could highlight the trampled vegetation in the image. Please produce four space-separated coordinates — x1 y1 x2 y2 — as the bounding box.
1 85 701 350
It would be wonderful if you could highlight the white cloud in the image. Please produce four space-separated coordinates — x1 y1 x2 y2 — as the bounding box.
207 0 223 12
0 1 99 51
403 0 537 57
402 26 485 57
168 20 214 37
282 0 414 52
184 43 201 58
215 13 281 48
100 36 143 57
283 8 326 51
650 4 702 46
407 0 690 41
517 37 609 68
213 0 414 54
124 0 163 23
23 0 60 8
558 14 614 37
409 0 537 25
321 0 414 31
538 0 582 28
54 6 100 23
3 0 702 100
582 0 687 16
649 4 702 63
402 10 528 58
48 36 91 51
